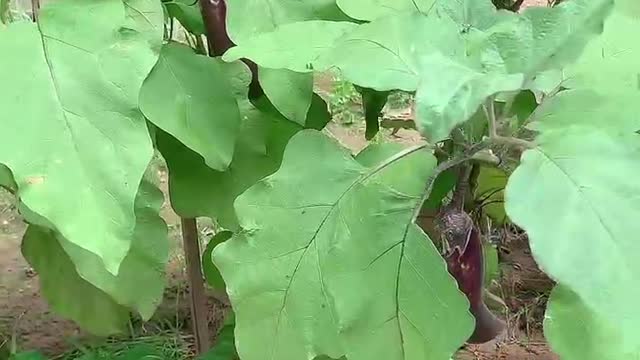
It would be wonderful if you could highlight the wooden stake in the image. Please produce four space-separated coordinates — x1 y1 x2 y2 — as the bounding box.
181 217 211 354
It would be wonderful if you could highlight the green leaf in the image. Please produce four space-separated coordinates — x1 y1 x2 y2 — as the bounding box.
0 164 16 192
140 42 241 171
421 170 456 210
414 0 613 141
529 89 640 133
163 0 205 35
482 242 499 287
336 0 436 21
565 7 640 92
203 231 233 290
225 0 349 45
616 0 640 18
198 324 237 360
437 0 498 29
158 99 302 229
10 352 47 360
474 166 507 224
505 99 640 347
414 60 523 142
0 0 9 25
22 225 130 335
222 21 358 72
316 12 461 92
22 179 169 334
544 285 640 359
258 69 313 126
0 0 162 275
355 86 390 140
213 130 473 360
305 93 333 130
505 90 538 127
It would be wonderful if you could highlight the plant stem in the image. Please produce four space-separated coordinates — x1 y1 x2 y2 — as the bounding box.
413 139 491 222
181 218 211 354
484 100 535 150
490 135 535 149
198 0 262 97
30 0 39 22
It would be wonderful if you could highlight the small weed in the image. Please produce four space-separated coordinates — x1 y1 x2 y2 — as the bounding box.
328 76 362 126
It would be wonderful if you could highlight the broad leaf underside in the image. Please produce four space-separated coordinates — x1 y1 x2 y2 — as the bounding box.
506 89 640 354
0 0 163 275
213 131 473 360
0 0 168 334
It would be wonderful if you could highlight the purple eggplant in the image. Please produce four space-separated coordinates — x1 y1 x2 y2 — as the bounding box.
436 204 505 344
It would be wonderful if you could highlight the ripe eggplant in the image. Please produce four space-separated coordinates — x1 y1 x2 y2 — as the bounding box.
436 203 505 344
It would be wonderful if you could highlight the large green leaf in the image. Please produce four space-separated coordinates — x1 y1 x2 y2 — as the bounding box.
158 60 329 229
414 0 613 141
316 12 461 92
222 21 358 72
258 68 313 126
225 0 348 45
21 178 168 334
224 0 348 127
158 99 303 229
544 285 640 359
564 6 640 92
0 0 162 275
163 0 205 35
140 42 241 171
529 89 640 133
336 0 436 21
505 92 640 349
213 131 473 360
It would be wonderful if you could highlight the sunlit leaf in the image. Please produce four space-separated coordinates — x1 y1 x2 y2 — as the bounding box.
544 285 640 359
224 0 349 127
336 0 436 21
505 92 640 349
140 42 241 171
0 0 163 274
565 6 640 92
158 97 303 230
225 0 348 45
222 21 358 72
213 130 472 360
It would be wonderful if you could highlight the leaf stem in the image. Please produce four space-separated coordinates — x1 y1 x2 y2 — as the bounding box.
412 139 491 222
30 0 39 22
484 100 535 150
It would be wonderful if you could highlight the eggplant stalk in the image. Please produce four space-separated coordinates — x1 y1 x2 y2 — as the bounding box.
435 165 505 344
